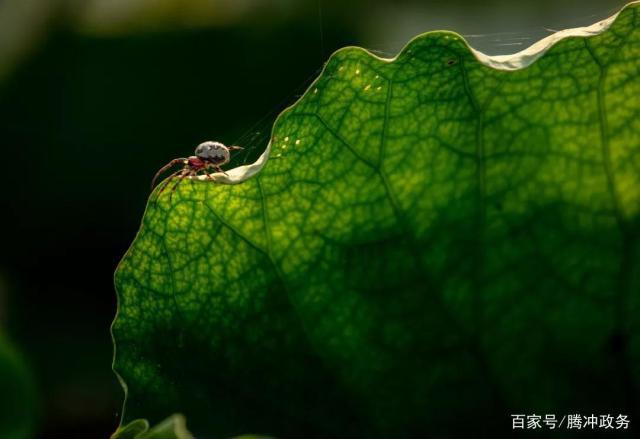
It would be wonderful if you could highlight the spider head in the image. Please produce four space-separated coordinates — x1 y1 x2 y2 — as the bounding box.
195 140 230 165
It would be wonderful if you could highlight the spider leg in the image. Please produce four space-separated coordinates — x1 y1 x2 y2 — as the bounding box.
215 165 228 176
228 146 243 151
168 169 192 202
151 158 187 190
192 168 213 181
154 169 185 203
203 165 215 181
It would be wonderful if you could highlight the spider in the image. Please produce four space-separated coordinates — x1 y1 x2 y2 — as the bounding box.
151 141 243 199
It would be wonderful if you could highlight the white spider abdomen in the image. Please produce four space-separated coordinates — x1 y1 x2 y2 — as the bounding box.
195 140 230 164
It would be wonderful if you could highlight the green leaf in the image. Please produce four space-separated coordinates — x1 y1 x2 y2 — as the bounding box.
0 334 37 439
111 414 193 439
113 3 640 437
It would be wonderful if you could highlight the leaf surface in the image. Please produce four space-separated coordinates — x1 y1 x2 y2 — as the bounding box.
113 3 640 437
112 414 193 439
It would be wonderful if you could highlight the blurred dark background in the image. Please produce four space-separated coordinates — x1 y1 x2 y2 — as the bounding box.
0 0 628 437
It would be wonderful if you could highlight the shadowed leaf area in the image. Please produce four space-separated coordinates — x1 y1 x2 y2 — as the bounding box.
114 3 640 437
0 334 37 439
112 414 193 439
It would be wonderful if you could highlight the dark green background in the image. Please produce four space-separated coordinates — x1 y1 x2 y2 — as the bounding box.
0 0 629 437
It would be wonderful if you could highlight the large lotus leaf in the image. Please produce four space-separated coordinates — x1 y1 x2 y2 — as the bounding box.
113 3 640 437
